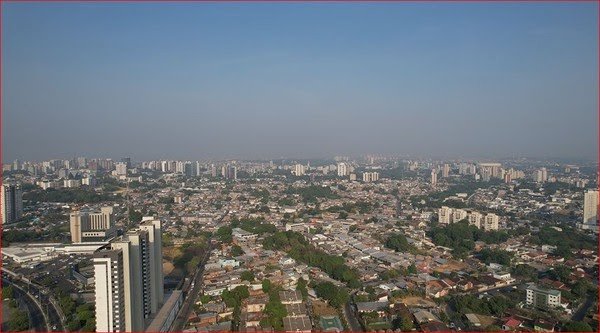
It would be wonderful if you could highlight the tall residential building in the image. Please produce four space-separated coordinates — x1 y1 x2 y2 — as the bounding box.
222 164 237 180
94 249 126 332
582 190 598 231
293 164 305 176
442 164 450 178
70 207 115 243
94 220 163 332
362 172 379 182
534 168 548 183
483 213 499 231
478 163 502 180
120 157 132 168
139 219 164 313
337 163 348 177
175 161 185 174
109 230 152 331
195 161 202 177
115 162 128 176
438 206 452 224
1 183 23 224
430 169 438 185
452 209 468 222
468 212 483 228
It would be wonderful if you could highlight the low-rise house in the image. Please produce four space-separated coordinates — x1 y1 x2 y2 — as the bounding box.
356 301 388 316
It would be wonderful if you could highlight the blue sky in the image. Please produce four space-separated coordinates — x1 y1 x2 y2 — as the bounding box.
2 2 598 161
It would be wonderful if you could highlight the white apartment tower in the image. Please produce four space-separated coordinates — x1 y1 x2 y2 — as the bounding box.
442 164 450 178
468 212 483 229
362 172 379 182
438 206 452 224
582 190 598 231
109 229 152 331
431 169 438 185
483 213 499 231
115 162 128 176
337 163 349 177
293 164 305 176
535 168 548 183
139 218 164 313
452 209 468 222
94 249 126 332
1 183 23 224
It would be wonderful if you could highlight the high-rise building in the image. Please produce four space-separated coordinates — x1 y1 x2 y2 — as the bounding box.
293 164 305 176
534 168 548 183
94 219 163 332
139 219 164 313
483 213 499 231
452 209 468 222
120 157 132 168
115 162 128 176
175 161 185 174
195 161 202 177
478 163 502 180
109 230 151 331
70 207 116 243
582 190 598 231
438 206 452 224
362 172 379 182
430 169 438 185
337 163 348 177
94 248 126 332
468 212 483 229
442 164 450 178
1 183 23 224
77 157 88 168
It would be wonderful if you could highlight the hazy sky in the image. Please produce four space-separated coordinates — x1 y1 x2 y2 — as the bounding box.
2 3 598 161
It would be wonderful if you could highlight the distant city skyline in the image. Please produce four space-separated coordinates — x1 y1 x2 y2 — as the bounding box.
2 3 598 161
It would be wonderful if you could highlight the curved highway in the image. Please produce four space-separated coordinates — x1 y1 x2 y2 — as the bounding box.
2 278 46 332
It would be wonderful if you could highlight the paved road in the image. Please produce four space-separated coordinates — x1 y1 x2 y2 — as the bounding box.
572 294 595 321
343 299 363 332
171 211 228 331
3 278 46 332
171 243 213 331
2 272 64 332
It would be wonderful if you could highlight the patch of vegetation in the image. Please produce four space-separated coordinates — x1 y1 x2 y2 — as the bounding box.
263 231 361 288
23 187 118 204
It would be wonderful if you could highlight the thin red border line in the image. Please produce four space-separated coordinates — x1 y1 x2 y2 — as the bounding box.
597 1 600 332
0 0 4 328
0 0 598 2
0 1 598 333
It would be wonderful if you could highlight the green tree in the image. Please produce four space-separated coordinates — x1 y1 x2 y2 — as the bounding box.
216 226 233 243
241 271 255 282
296 277 308 299
385 233 412 252
2 285 14 299
392 316 414 331
314 282 349 308
262 279 272 293
8 310 30 331
563 321 594 332
231 245 244 256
